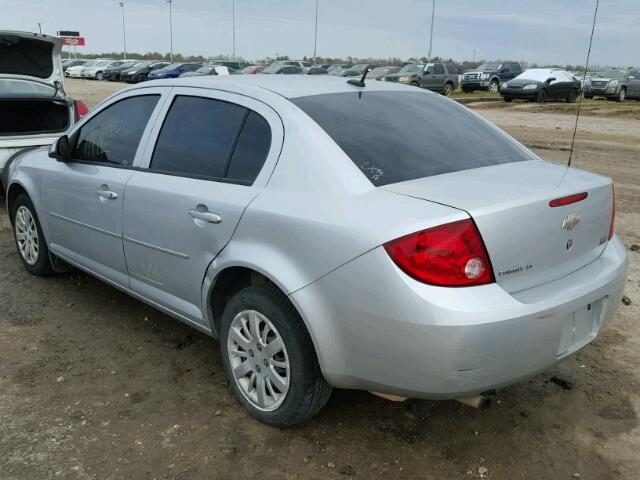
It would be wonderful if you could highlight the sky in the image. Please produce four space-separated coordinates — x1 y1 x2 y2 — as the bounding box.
1 0 639 66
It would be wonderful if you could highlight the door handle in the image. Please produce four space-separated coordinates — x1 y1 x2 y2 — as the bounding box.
96 189 118 200
189 209 222 224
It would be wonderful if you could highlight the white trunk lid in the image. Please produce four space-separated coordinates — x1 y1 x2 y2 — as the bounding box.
0 31 63 87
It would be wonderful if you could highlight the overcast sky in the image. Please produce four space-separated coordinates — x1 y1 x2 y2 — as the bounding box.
2 0 638 65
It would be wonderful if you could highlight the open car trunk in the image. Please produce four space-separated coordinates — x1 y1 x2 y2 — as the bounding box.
0 98 70 136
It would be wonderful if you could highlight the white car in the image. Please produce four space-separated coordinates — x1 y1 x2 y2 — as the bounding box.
80 60 116 80
0 31 88 192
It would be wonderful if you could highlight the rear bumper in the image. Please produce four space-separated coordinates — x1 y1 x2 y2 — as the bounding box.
291 237 628 399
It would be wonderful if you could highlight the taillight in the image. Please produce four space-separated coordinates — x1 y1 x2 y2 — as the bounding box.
549 192 588 207
608 184 616 240
74 99 89 121
384 219 495 287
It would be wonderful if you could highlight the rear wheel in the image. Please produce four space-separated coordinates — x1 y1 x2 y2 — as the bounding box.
220 283 332 426
536 89 547 103
96 71 104 80
10 194 54 276
442 83 454 96
489 80 499 94
503 97 513 103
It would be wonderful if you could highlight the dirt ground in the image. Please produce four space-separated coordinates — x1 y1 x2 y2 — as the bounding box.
1 79 638 480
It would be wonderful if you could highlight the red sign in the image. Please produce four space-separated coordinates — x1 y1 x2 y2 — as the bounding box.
61 37 85 46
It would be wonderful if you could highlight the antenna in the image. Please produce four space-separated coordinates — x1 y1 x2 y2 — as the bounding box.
347 67 371 88
568 0 600 167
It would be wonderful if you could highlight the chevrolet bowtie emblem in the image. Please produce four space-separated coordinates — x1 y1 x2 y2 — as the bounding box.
562 214 581 231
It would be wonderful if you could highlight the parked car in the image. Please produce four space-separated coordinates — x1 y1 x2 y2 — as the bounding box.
241 65 264 74
0 31 88 192
271 60 312 70
179 65 236 78
120 61 170 83
62 59 87 72
101 60 137 81
369 66 401 80
461 61 523 93
584 69 640 102
338 64 380 78
306 67 328 75
148 62 203 80
326 64 352 73
312 64 332 70
66 59 105 78
261 64 303 74
382 62 459 96
211 60 249 70
5 75 626 426
500 68 582 103
80 60 117 80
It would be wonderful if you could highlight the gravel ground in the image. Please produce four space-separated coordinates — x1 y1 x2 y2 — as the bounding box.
1 79 638 479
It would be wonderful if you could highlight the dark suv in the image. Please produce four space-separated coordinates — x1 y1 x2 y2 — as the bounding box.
584 69 640 102
461 61 522 93
382 62 459 96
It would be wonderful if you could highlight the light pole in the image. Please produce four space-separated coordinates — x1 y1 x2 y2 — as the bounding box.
427 0 435 61
232 0 236 59
313 0 319 63
167 0 174 62
119 2 127 59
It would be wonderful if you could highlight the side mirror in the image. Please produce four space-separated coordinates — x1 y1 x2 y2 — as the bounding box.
547 77 556 83
49 135 72 161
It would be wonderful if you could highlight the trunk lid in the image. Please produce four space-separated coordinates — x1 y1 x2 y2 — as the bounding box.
0 31 63 86
383 160 613 293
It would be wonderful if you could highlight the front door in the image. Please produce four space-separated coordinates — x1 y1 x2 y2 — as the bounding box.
45 93 162 287
122 89 281 324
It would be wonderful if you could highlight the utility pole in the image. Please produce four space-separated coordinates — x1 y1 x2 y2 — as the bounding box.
232 0 236 59
313 0 319 63
119 2 127 59
167 0 174 62
473 49 476 63
427 0 435 61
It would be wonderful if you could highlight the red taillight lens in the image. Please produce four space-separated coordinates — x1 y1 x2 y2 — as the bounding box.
384 219 495 287
549 192 588 207
74 99 89 121
608 184 616 240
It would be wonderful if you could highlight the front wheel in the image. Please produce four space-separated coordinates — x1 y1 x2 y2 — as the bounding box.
584 94 593 99
220 283 332 426
410 81 420 88
96 71 104 80
503 97 513 103
617 88 626 102
135 73 147 83
489 80 499 94
11 194 54 276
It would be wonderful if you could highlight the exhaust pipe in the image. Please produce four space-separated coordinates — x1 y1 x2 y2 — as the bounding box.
370 391 408 402
456 395 491 410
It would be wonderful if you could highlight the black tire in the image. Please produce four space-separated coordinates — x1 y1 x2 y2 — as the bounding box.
536 89 547 103
462 87 474 93
584 94 593 99
10 194 55 276
410 81 420 88
504 97 513 103
616 88 626 103
489 80 500 94
442 82 454 96
96 71 104 80
135 73 147 83
220 283 332 426
566 89 577 103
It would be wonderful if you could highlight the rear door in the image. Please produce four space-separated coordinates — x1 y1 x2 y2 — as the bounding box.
122 88 283 324
421 64 445 90
44 90 164 287
627 70 640 97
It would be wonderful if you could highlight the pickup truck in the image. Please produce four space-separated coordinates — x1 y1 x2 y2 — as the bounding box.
461 61 523 93
382 62 459 96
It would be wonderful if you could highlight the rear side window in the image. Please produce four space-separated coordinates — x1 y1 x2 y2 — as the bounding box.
292 91 535 186
151 96 271 184
446 64 458 74
74 94 159 166
433 64 445 74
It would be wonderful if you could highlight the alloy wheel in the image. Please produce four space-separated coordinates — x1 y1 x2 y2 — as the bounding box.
227 310 290 411
489 81 499 93
15 206 39 265
619 89 626 102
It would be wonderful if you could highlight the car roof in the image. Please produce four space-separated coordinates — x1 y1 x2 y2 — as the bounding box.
136 74 410 99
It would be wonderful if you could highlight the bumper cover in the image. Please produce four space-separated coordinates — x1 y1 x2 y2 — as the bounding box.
291 237 628 399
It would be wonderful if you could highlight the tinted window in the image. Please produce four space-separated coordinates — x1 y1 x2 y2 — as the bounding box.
432 64 445 74
74 95 159 166
151 96 247 179
227 112 271 182
292 91 534 186
446 64 458 74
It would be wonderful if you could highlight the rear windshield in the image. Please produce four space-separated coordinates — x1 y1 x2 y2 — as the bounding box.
292 91 534 186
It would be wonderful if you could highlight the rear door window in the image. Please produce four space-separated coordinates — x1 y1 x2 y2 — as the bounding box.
150 95 272 184
433 64 445 74
73 94 159 166
292 91 535 186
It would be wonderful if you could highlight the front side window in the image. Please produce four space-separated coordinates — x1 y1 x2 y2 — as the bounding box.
292 91 534 186
74 95 159 166
150 96 272 184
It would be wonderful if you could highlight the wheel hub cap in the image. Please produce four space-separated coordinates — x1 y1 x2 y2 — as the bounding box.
14 206 39 265
227 310 290 411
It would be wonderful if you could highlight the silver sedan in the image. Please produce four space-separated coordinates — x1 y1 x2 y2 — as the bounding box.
5 75 627 426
